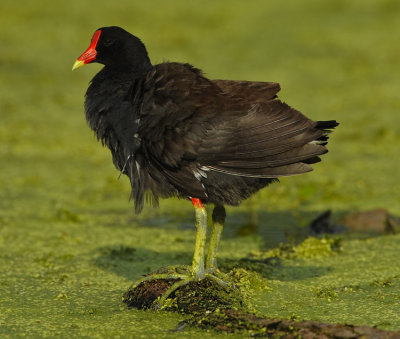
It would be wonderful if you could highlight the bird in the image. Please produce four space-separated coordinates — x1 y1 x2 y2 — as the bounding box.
73 26 338 307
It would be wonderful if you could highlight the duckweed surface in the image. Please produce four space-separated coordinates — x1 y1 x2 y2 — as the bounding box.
1 0 400 337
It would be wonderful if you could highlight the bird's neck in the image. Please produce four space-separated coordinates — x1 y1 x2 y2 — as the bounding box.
101 62 151 79
103 49 152 74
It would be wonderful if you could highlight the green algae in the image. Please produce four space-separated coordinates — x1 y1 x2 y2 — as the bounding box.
250 236 343 260
122 265 399 336
2 211 400 337
1 0 400 337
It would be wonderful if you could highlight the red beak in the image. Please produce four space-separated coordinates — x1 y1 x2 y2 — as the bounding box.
72 30 102 70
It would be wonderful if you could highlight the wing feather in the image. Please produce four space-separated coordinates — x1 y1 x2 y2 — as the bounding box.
214 80 280 102
138 62 337 184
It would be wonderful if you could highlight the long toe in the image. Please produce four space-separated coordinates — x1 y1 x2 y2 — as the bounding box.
123 266 235 310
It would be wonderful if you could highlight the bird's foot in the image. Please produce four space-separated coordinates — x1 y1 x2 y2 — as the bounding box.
129 265 234 310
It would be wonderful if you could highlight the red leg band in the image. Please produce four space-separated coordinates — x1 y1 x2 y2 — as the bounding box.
191 198 204 209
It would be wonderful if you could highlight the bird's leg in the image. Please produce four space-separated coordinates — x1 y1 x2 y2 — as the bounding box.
149 198 208 308
129 199 232 310
206 205 226 273
191 198 208 279
202 205 231 288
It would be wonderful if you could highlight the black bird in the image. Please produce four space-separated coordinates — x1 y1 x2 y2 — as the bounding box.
73 26 338 306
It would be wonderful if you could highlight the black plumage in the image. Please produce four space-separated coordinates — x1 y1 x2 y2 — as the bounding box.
77 27 337 213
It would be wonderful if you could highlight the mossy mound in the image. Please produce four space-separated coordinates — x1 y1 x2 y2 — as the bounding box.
123 270 399 338
123 270 248 312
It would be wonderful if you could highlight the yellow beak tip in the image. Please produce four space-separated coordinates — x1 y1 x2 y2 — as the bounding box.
72 60 85 71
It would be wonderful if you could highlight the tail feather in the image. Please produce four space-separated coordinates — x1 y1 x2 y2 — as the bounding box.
316 120 339 130
314 120 339 146
204 119 338 179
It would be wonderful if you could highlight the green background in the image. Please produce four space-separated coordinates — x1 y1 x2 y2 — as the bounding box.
1 0 399 337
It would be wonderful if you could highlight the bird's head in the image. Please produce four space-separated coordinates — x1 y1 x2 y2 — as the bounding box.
72 26 151 71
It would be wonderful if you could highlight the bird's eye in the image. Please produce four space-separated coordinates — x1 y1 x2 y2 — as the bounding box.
103 39 114 47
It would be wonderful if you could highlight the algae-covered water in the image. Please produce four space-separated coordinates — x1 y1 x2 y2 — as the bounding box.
1 0 400 337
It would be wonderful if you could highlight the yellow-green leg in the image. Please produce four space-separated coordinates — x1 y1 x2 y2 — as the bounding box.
191 200 208 279
204 205 231 288
206 205 226 272
130 199 232 310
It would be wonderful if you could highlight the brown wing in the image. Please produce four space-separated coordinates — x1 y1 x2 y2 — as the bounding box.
213 79 280 102
138 62 337 188
196 100 335 178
